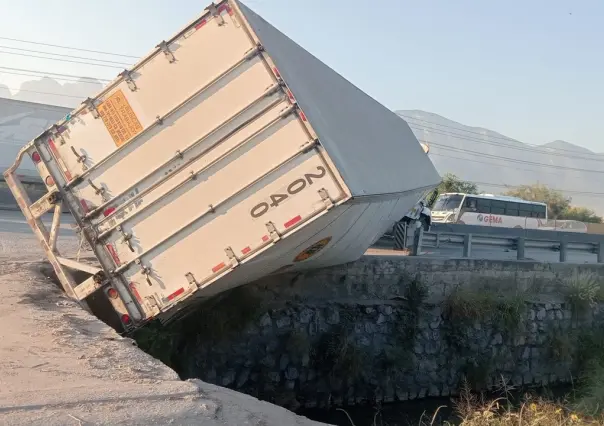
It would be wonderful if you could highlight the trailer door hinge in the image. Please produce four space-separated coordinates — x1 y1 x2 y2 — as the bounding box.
225 247 239 268
117 226 134 252
265 222 281 242
135 259 153 286
318 188 334 210
50 124 66 145
83 98 100 119
156 41 176 63
119 69 137 91
208 3 225 26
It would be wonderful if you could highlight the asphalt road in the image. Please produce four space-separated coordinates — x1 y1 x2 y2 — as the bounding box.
376 235 601 264
1 209 597 264
0 210 75 235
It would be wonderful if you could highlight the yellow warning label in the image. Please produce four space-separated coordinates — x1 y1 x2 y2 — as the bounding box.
293 237 332 262
97 89 143 147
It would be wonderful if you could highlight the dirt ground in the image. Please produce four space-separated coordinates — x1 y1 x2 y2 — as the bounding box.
0 231 326 425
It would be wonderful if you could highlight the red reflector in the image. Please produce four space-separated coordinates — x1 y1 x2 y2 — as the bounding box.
273 67 281 78
103 207 116 217
217 4 227 12
31 152 41 164
299 111 307 121
167 287 185 301
195 18 207 29
80 199 90 213
262 235 270 242
284 215 302 229
286 89 295 103
107 288 118 299
106 244 121 264
121 314 131 325
45 176 55 186
212 262 226 273
241 246 251 255
129 282 142 303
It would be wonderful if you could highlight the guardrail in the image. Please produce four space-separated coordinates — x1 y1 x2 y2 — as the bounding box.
391 222 604 263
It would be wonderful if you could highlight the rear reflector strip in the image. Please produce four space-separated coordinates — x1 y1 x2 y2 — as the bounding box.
299 111 307 121
273 67 281 78
217 4 233 14
103 207 116 217
167 287 185 301
48 139 73 181
212 262 226 273
284 215 302 229
195 19 207 29
241 246 251 255
129 282 143 303
262 235 270 242
286 89 296 103
80 199 90 213
106 244 121 265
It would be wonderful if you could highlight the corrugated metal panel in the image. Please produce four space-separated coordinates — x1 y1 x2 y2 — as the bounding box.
237 2 441 197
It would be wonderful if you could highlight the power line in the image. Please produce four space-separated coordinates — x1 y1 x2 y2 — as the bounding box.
429 153 604 198
424 142 604 174
0 66 111 82
0 86 86 100
408 122 603 163
400 113 598 157
0 45 131 66
428 152 565 178
0 50 124 69
0 36 138 59
0 70 106 85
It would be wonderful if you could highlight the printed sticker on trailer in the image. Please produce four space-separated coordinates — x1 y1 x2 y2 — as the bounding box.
97 89 143 148
293 237 332 262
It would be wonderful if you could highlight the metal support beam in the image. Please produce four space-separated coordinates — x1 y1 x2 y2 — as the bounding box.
49 202 62 252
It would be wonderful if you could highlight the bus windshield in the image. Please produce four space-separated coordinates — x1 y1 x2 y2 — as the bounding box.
432 194 464 211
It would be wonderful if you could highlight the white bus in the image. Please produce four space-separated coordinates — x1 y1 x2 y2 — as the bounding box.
431 193 549 229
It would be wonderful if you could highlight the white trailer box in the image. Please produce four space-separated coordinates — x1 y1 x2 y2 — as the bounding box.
5 0 440 331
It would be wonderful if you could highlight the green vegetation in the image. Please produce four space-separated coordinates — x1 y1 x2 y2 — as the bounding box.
564 272 604 316
311 324 368 381
444 288 526 336
504 183 602 223
427 173 478 207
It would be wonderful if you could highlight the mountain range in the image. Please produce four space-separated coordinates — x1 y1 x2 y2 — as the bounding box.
397 110 604 214
0 78 602 213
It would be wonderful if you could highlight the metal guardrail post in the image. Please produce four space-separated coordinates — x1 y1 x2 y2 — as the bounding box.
463 233 472 258
598 242 604 264
559 241 567 262
412 226 424 256
393 222 406 251
517 237 525 260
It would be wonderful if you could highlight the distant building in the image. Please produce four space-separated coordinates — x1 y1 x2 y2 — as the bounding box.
0 98 70 209
0 97 70 175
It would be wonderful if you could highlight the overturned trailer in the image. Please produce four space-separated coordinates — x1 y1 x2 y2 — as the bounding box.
4 0 440 331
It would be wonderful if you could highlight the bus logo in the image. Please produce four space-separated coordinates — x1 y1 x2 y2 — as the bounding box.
478 214 502 224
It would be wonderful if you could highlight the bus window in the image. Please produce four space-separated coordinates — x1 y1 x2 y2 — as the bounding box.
433 194 464 211
464 197 478 211
505 202 519 216
519 208 531 217
535 205 547 218
476 199 491 214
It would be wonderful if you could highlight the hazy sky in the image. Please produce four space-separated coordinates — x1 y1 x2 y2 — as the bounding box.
0 0 601 150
